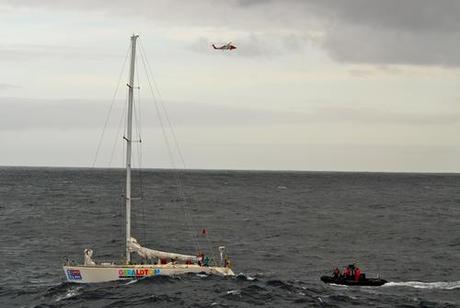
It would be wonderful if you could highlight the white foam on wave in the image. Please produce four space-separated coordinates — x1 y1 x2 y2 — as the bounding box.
384 281 460 290
236 272 256 281
55 288 80 302
329 283 349 288
123 276 150 285
124 279 139 285
226 289 241 295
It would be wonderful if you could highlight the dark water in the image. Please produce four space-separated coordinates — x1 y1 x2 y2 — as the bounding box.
1 167 459 307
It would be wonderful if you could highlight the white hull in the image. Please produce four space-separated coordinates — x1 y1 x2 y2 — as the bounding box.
63 264 234 283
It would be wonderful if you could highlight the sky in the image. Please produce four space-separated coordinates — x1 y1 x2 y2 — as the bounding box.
1 0 460 172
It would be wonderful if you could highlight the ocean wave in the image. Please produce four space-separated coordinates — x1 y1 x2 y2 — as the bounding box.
45 282 76 297
123 279 140 285
129 274 181 285
55 287 81 302
266 279 298 292
107 294 179 307
384 281 460 290
222 284 272 305
236 273 257 281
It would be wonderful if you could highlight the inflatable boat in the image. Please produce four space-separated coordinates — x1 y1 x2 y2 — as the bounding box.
321 275 387 286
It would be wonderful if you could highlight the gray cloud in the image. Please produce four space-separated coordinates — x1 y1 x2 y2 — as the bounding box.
0 97 112 130
0 44 120 62
307 0 460 33
2 1 460 65
0 83 19 90
321 25 460 67
309 105 460 126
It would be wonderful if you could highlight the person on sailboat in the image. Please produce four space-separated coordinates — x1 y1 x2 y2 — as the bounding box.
333 267 341 278
203 256 210 267
84 249 96 265
224 256 232 268
197 252 204 266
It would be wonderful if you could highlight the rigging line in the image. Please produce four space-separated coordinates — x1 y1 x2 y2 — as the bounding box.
140 41 217 261
138 43 194 206
138 44 201 253
108 87 128 167
133 82 147 244
139 41 188 169
139 42 217 262
135 53 147 245
92 44 130 168
138 47 195 237
134 54 145 199
138 43 200 249
117 89 130 252
118 94 128 262
135 54 143 141
121 141 127 262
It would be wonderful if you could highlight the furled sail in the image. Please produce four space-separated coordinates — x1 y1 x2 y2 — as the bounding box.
128 237 199 262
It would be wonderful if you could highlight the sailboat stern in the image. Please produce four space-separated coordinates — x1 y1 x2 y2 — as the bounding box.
63 265 127 283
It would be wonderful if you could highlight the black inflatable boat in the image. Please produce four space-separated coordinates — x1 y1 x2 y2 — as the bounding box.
321 275 387 286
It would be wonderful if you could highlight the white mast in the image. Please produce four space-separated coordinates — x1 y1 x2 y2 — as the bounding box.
125 34 138 264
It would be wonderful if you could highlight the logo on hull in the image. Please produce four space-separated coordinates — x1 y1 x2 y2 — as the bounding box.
67 269 82 280
118 268 158 278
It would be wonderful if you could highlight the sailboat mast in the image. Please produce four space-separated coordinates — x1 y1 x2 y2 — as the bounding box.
125 34 138 264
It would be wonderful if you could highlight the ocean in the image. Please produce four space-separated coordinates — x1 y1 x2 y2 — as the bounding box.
0 167 459 307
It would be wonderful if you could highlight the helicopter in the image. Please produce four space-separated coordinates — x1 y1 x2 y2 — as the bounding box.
212 42 237 50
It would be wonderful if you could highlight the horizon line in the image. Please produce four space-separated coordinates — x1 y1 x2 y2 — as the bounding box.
1 164 459 175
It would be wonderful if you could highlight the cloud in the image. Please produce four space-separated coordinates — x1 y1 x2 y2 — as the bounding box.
309 105 460 126
0 83 19 90
0 97 111 130
321 25 460 67
3 0 460 66
1 97 458 132
0 44 119 62
307 0 460 33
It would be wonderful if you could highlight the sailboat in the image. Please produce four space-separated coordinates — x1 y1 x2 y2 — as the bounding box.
63 35 235 283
